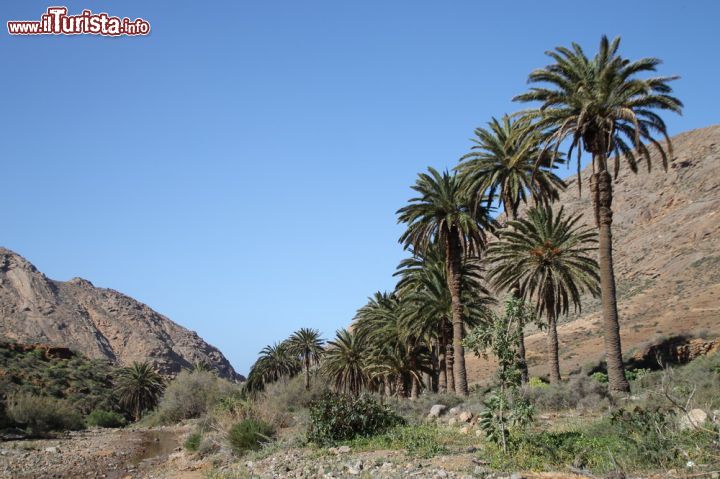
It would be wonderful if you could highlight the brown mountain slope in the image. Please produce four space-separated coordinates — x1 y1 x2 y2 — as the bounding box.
0 248 242 381
467 124 720 383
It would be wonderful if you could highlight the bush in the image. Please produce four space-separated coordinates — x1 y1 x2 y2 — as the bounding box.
307 393 405 446
184 431 202 452
227 419 275 455
523 376 610 412
86 409 126 428
528 377 549 389
155 370 238 424
6 393 84 435
591 371 608 383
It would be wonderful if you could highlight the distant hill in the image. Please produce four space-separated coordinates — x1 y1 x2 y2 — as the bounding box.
0 248 242 381
467 125 720 382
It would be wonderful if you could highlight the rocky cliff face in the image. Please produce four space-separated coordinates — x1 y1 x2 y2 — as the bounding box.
467 124 720 382
0 248 242 381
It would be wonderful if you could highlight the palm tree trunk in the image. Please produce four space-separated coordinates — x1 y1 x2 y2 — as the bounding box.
422 371 432 394
547 314 561 383
384 377 392 397
304 354 311 390
446 232 469 396
517 333 529 384
438 332 447 393
410 376 420 400
445 322 456 393
591 166 630 393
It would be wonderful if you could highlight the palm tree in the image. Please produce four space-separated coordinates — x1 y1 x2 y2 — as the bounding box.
115 361 165 421
396 247 494 394
287 328 325 390
514 36 682 392
247 341 300 391
457 114 566 383
354 291 433 399
321 328 368 396
487 206 600 383
397 168 493 395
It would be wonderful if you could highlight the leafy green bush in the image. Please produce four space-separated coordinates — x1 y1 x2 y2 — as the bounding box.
591 371 608 383
528 377 548 389
86 409 126 428
155 370 238 424
6 393 84 435
184 431 202 452
227 419 275 454
307 393 405 445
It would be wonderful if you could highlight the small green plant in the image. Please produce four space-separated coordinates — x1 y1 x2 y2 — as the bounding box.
591 371 608 383
625 368 651 382
184 431 202 452
528 377 548 389
86 409 126 428
307 393 405 445
464 296 534 452
227 419 275 455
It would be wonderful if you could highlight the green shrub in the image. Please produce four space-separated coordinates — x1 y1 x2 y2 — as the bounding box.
155 370 238 424
86 409 126 428
6 393 84 435
591 371 608 383
227 419 275 455
307 393 405 446
528 377 549 389
184 431 202 452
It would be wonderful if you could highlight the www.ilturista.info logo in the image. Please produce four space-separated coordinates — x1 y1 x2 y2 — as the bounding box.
7 7 150 36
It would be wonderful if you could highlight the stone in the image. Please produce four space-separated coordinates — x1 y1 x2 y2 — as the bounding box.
510 473 526 479
678 408 708 430
428 404 447 418
448 417 457 426
336 445 351 454
458 411 473 423
448 406 463 416
43 447 59 454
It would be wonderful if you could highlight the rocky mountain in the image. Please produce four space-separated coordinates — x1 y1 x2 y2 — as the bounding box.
467 124 720 382
0 248 243 381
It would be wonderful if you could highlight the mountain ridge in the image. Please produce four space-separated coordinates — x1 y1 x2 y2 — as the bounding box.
0 247 243 381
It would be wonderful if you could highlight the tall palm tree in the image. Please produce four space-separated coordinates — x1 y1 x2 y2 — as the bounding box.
457 114 566 383
321 328 368 396
287 328 325 390
514 36 682 392
247 341 300 391
487 206 600 383
115 361 165 421
397 168 493 395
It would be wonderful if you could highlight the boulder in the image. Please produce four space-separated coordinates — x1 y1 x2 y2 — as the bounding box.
678 408 708 430
458 411 473 423
427 404 447 418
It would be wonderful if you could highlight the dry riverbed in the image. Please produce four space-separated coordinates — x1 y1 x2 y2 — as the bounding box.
0 426 207 479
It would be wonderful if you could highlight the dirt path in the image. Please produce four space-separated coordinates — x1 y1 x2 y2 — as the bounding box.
0 426 203 479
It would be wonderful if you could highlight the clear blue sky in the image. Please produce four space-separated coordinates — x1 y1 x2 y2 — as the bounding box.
2 1 718 375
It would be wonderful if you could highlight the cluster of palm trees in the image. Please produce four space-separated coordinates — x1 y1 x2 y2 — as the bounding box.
247 36 681 396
